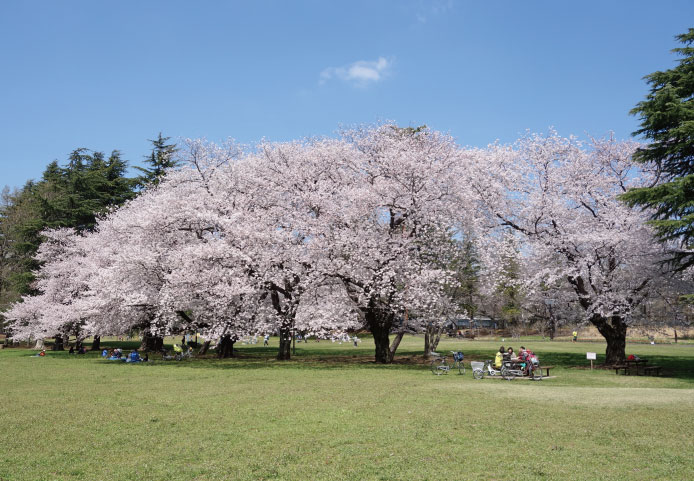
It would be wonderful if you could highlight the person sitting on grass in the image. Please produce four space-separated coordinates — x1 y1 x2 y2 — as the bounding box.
506 347 515 361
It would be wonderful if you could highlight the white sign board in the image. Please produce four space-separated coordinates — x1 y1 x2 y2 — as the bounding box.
586 352 597 360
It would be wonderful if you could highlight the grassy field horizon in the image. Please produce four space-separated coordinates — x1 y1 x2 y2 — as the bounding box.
2 335 693 480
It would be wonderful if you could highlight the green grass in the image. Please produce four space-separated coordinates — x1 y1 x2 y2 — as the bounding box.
1 335 693 480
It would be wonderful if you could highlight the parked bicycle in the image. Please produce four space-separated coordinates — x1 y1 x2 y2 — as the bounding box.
471 360 500 379
430 351 466 375
471 359 542 380
502 359 542 381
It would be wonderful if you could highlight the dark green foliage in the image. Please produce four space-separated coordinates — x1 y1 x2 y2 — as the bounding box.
623 29 694 271
134 133 179 187
489 240 523 329
0 148 139 326
446 235 481 318
39 148 137 232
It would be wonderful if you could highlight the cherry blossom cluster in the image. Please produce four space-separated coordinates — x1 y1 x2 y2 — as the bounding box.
6 126 679 362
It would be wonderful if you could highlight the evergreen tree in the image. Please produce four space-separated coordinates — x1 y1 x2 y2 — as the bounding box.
0 148 139 324
446 236 481 318
135 133 179 187
623 29 694 271
494 244 523 331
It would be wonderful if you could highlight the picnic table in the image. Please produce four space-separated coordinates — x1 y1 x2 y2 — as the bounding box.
507 360 553 377
625 358 648 375
614 359 661 376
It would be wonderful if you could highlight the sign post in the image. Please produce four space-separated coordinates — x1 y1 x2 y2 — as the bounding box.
587 352 596 370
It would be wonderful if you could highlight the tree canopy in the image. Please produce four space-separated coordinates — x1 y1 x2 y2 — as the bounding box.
1 136 176 331
7 125 685 364
623 29 694 272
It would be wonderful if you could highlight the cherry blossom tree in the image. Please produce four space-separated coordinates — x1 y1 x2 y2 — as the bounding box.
469 132 671 364
12 125 679 367
5 228 91 347
301 125 468 363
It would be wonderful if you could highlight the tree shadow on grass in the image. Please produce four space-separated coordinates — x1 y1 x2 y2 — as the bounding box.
32 339 694 381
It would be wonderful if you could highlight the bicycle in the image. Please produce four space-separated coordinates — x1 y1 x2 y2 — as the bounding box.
500 360 543 381
430 351 466 375
471 360 501 379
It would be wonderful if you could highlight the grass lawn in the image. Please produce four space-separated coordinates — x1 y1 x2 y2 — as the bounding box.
1 335 693 480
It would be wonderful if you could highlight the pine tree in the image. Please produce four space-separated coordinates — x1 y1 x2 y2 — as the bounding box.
623 29 694 271
135 133 179 187
0 148 138 324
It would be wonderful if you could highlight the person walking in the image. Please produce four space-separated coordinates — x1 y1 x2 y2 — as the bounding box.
572 330 578 343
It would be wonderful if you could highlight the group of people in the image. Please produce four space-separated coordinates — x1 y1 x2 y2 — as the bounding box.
103 348 123 359
102 348 148 362
494 345 538 375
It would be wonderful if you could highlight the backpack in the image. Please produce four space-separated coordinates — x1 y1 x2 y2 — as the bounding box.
453 351 464 362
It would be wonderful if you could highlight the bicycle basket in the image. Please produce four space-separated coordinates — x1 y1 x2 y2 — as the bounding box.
470 361 484 370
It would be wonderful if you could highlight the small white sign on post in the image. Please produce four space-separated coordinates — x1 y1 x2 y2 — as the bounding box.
587 352 596 370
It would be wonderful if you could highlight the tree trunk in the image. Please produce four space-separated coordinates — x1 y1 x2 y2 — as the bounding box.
140 332 164 352
593 315 628 365
389 330 405 359
52 335 65 351
217 335 235 358
33 338 45 350
277 324 292 360
548 318 556 340
368 306 397 364
91 336 101 351
424 323 444 357
198 340 211 355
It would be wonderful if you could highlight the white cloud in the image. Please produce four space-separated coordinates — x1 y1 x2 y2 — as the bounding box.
415 0 454 24
320 57 392 87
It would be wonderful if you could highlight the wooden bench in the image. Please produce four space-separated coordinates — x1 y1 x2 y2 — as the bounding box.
540 365 554 377
643 366 662 376
614 364 630 375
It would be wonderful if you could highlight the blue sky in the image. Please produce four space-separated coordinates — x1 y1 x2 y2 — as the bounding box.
1 0 692 188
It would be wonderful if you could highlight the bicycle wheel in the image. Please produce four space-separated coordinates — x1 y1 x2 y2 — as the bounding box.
457 361 466 375
430 358 443 375
433 358 450 375
531 365 543 381
501 366 515 381
473 368 484 380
